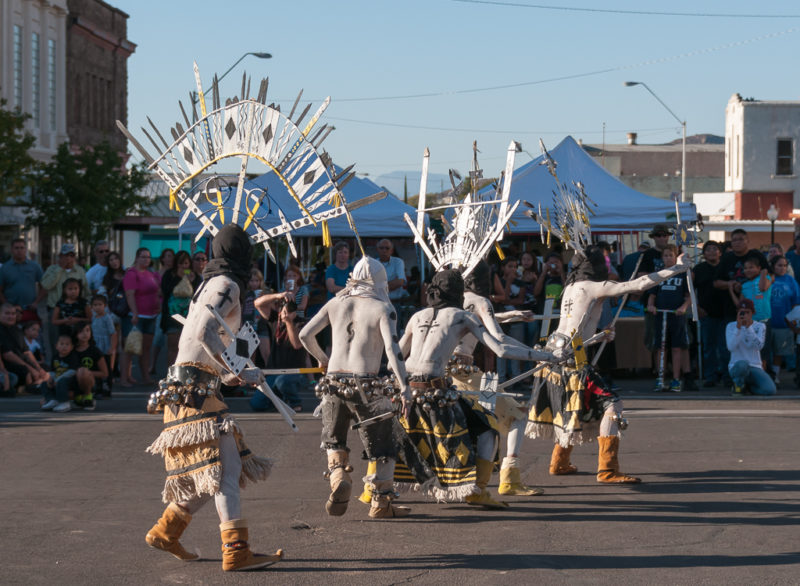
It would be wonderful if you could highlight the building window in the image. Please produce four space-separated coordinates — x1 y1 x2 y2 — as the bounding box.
31 32 40 127
13 25 23 110
48 39 56 131
777 139 793 176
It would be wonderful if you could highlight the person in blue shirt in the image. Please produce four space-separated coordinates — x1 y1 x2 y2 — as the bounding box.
767 255 800 382
325 241 352 300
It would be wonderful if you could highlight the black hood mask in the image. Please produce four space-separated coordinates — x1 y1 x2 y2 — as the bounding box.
202 224 253 302
462 260 492 298
566 245 609 286
427 269 465 310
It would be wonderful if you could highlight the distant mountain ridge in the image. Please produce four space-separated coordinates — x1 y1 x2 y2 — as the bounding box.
373 170 452 199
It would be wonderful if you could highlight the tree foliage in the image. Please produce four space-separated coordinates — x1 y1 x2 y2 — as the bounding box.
0 98 40 205
26 141 151 250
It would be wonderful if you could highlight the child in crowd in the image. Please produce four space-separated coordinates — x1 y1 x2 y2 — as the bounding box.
52 277 90 337
243 268 272 368
40 333 80 413
767 255 800 382
22 321 44 368
730 255 772 366
647 244 691 392
73 323 108 408
90 294 117 394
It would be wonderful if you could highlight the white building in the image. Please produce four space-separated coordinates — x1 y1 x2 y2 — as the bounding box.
693 93 800 248
725 93 800 199
0 0 69 162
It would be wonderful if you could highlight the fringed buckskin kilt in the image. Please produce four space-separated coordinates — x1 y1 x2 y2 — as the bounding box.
147 394 272 503
396 394 499 502
525 364 618 447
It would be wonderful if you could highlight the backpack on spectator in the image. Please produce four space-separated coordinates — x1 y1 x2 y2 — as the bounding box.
109 280 130 318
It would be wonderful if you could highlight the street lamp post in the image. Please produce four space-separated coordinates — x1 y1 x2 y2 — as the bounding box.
767 203 779 244
191 52 272 114
624 81 686 203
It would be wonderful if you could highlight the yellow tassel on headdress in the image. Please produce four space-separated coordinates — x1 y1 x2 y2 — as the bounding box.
495 243 505 260
168 191 181 212
322 221 332 247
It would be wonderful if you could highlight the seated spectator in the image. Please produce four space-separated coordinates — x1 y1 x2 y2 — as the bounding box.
0 352 18 397
0 302 49 389
39 332 79 412
729 254 772 365
72 323 108 409
22 321 44 367
726 299 776 396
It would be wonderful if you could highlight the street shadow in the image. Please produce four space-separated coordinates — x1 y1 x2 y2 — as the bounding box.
269 551 800 573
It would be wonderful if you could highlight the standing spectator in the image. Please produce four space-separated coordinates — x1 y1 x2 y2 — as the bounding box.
727 299 776 396
283 264 309 318
492 257 526 383
620 241 651 281
638 225 672 356
250 291 305 413
646 245 691 392
160 250 199 366
0 302 49 389
51 277 91 336
85 240 111 294
533 252 566 342
0 238 45 322
98 251 125 300
120 247 162 386
326 241 352 299
714 228 768 324
693 241 728 386
242 269 273 368
41 243 89 363
191 250 208 283
767 255 800 382
157 248 175 277
90 294 116 396
374 239 407 302
784 235 800 284
519 251 540 348
149 248 176 375
305 261 328 319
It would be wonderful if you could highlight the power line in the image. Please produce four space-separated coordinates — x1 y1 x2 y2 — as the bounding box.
328 116 677 135
296 26 796 103
450 0 800 18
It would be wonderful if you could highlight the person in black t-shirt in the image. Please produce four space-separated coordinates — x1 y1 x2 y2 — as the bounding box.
0 303 49 387
647 245 690 392
693 241 729 386
73 323 108 409
39 333 79 412
713 228 768 322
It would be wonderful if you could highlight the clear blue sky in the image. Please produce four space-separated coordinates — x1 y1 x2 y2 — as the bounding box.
114 0 800 183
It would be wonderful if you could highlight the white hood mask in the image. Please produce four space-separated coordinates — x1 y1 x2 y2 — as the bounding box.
336 256 390 303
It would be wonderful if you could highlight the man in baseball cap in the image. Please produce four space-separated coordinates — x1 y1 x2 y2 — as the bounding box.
726 297 776 396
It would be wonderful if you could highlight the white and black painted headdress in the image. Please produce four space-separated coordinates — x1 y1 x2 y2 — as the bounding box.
404 141 521 278
116 62 382 260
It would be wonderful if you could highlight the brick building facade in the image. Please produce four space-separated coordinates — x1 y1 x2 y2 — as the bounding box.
66 0 135 152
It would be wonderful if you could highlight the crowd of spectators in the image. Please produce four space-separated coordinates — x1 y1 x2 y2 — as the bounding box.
1 225 796 411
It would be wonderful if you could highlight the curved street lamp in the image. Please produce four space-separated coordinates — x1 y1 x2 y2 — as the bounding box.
624 81 687 203
191 52 272 115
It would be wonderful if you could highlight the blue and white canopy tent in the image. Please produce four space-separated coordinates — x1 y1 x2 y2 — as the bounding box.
481 135 697 236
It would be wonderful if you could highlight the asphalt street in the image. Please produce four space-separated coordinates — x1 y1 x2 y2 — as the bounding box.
1 379 799 585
